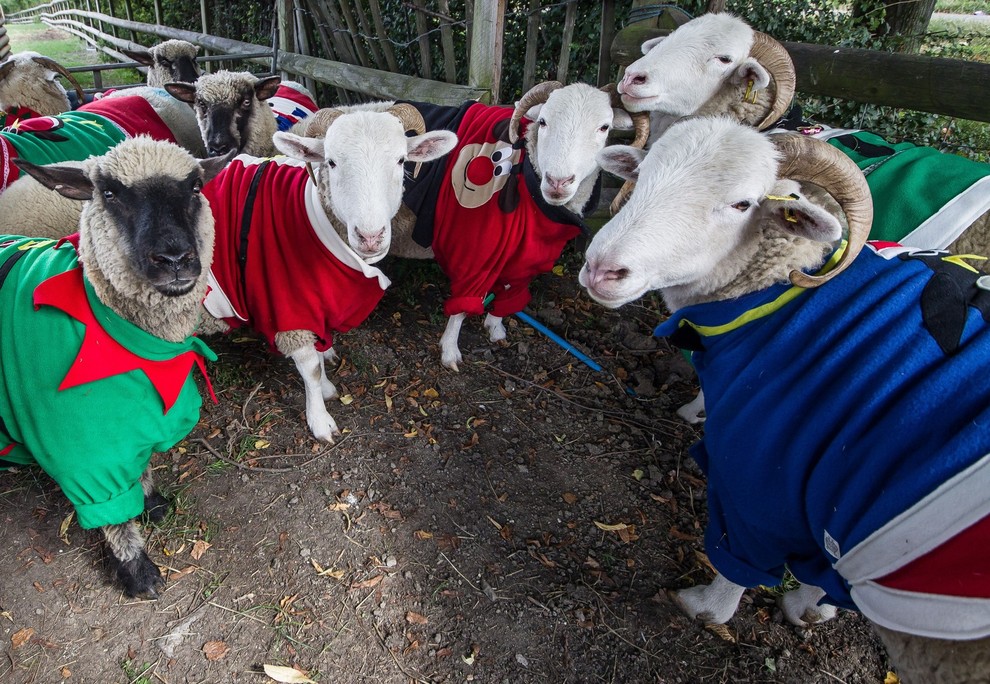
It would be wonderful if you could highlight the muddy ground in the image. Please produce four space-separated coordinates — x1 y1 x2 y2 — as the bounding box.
0 250 894 684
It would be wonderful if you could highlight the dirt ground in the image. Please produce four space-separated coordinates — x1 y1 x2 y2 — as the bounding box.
0 250 893 684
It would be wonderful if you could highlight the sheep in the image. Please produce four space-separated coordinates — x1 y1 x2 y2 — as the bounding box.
164 70 318 157
121 39 200 87
580 115 990 683
199 106 457 442
0 51 85 121
350 81 648 370
617 13 795 144
0 86 205 235
0 137 230 598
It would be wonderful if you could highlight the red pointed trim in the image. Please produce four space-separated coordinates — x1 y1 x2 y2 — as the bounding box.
33 268 205 414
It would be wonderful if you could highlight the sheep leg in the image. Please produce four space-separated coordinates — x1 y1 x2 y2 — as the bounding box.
872 625 990 684
483 314 506 343
676 389 707 424
320 347 340 401
778 582 837 627
140 466 170 523
286 344 340 442
440 313 466 372
669 573 746 624
102 520 164 598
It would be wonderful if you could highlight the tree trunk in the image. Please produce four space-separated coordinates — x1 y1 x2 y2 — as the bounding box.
853 0 936 53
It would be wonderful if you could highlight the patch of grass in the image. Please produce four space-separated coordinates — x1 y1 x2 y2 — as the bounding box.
5 21 144 90
935 0 989 14
120 659 155 684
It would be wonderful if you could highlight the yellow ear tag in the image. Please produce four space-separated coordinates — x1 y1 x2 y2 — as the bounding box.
765 193 799 202
743 79 758 104
783 208 798 223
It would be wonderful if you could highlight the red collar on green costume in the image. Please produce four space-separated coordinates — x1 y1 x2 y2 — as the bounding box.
32 266 217 413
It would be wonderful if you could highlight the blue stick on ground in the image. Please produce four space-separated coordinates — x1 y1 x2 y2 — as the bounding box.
514 311 603 372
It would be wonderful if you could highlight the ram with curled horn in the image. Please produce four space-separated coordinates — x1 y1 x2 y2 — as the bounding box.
0 51 86 120
583 115 990 684
338 80 637 371
617 13 795 144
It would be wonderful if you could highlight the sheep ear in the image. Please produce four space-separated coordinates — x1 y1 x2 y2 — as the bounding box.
165 82 197 103
731 58 772 91
0 60 14 82
641 36 665 54
523 103 543 121
14 160 93 201
611 109 634 130
597 145 645 182
761 191 843 243
272 131 325 163
407 130 458 162
254 76 282 101
121 48 154 67
198 150 236 184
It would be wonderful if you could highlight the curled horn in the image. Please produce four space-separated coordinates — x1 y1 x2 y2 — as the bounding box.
508 80 563 144
600 83 650 149
385 102 426 135
749 32 796 130
31 56 85 107
772 133 873 288
305 108 344 137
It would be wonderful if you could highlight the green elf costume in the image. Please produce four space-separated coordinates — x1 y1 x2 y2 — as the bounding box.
0 236 216 529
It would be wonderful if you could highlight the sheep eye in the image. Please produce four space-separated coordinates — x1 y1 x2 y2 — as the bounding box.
102 189 115 201
731 200 752 211
241 98 252 109
598 124 610 132
538 118 547 128
398 157 406 166
716 55 732 65
327 159 337 169
192 179 203 194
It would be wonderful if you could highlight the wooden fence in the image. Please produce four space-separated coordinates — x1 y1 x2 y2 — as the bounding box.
0 5 9 61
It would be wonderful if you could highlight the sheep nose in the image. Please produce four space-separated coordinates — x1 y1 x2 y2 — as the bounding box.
207 143 232 157
582 260 628 288
358 228 385 251
150 249 196 272
619 72 647 92
545 174 575 192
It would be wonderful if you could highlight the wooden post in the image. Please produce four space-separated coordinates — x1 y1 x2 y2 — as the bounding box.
199 0 211 71
437 0 456 83
597 0 615 86
105 0 119 39
122 0 136 44
153 0 162 26
468 0 505 103
0 6 9 62
277 0 293 79
411 0 432 79
556 0 577 83
293 1 317 94
522 0 541 93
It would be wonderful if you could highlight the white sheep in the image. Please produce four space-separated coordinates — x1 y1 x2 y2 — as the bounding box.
0 51 84 120
351 81 647 370
2 137 229 598
0 86 205 235
164 70 318 157
618 13 795 144
122 39 201 87
581 115 990 682
199 106 457 442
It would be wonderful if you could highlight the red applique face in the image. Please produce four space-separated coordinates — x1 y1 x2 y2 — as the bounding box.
449 140 522 209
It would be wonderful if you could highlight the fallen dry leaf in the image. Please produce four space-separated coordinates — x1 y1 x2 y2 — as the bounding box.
705 623 736 643
405 611 429 625
349 574 383 590
203 640 229 661
413 529 433 540
562 492 578 504
262 664 316 683
885 672 901 684
190 540 212 560
11 627 34 649
58 512 74 545
594 521 629 532
60 667 71 678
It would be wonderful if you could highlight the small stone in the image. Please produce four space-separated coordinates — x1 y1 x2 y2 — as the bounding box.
299 548 311 559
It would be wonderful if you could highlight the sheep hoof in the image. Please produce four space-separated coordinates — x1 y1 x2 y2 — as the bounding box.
441 351 462 372
779 591 838 627
307 411 341 443
110 550 164 599
143 492 171 523
668 587 734 624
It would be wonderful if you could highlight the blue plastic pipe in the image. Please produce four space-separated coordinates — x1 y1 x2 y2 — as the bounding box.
514 311 603 372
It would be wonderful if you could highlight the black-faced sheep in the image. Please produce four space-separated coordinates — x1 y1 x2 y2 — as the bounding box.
164 70 318 157
0 51 84 121
1 137 229 598
199 106 457 442
122 39 201 87
0 86 205 235
581 116 990 683
349 81 648 370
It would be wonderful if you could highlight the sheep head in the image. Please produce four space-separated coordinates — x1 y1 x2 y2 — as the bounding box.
273 108 457 262
123 40 201 87
0 52 83 116
512 82 628 210
580 117 871 311
618 13 795 130
165 71 281 157
15 139 230 302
